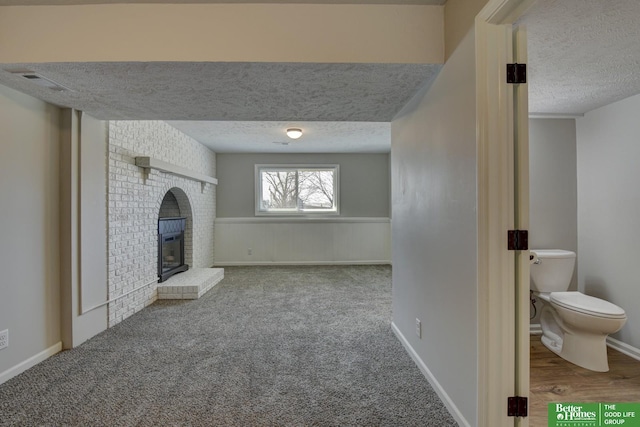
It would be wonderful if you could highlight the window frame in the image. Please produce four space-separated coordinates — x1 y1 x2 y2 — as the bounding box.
254 164 340 216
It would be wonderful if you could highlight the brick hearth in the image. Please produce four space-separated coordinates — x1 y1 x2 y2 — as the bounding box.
157 268 224 300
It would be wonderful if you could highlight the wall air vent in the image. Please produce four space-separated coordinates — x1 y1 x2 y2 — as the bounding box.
6 69 71 92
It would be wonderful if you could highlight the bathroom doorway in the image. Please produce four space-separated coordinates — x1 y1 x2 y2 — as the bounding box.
518 0 640 424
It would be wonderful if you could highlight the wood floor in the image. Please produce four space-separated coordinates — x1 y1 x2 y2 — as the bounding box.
530 335 640 426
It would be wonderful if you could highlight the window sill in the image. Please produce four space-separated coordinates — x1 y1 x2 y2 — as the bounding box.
216 217 390 224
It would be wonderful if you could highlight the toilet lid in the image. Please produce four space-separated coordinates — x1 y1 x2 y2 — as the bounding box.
550 291 626 319
531 249 575 259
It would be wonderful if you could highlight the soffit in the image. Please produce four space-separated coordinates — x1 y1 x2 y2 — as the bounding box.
0 62 441 122
0 0 444 153
0 62 441 152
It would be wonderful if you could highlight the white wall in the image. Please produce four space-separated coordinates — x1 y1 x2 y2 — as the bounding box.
576 93 640 349
0 84 62 380
390 30 477 426
529 119 578 291
215 153 391 265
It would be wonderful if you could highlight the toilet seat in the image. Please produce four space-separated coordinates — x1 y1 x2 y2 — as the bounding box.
550 291 626 319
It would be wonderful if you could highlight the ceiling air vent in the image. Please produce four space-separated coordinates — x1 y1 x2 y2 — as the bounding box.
6 69 70 92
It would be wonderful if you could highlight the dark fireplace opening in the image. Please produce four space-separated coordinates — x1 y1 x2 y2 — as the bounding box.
158 217 189 282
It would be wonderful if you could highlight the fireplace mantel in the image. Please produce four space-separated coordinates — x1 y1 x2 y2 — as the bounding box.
135 156 218 187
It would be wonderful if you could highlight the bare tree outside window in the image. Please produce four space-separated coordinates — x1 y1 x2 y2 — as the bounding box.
261 171 298 209
298 170 334 209
257 165 339 214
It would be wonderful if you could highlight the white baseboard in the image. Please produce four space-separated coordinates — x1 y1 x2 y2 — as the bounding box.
391 322 470 427
214 260 391 267
606 336 640 362
531 324 640 362
0 342 62 385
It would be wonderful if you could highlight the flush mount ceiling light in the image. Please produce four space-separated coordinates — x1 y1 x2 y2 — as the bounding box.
286 128 303 140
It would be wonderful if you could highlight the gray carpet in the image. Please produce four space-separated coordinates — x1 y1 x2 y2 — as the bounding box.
0 266 457 426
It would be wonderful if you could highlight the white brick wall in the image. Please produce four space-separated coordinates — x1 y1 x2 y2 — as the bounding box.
108 121 216 326
159 192 181 217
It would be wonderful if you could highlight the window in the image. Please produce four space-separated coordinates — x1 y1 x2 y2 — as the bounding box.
255 165 339 215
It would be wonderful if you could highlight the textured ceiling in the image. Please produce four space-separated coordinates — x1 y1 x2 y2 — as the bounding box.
0 62 440 122
0 62 440 152
166 121 390 153
522 0 640 115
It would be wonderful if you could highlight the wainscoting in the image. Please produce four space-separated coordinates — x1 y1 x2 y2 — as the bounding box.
214 217 391 265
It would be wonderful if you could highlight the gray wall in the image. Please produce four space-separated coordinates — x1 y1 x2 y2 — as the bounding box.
391 29 477 426
576 93 640 349
0 84 62 375
529 119 578 292
216 153 390 218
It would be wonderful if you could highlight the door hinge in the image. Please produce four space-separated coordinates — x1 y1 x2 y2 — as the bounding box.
508 396 528 417
507 230 528 251
507 63 527 84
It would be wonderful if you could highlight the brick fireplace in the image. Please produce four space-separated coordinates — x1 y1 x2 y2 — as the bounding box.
107 121 216 326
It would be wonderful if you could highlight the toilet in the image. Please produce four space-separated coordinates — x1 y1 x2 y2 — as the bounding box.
530 249 627 372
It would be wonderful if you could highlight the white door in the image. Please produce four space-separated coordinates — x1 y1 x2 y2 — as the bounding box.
512 24 531 427
476 0 534 426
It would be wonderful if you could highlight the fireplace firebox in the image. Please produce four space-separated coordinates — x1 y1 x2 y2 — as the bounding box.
158 217 189 282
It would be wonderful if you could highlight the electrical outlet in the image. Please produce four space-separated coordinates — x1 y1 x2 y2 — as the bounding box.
248 248 253 256
415 319 421 339
0 329 8 350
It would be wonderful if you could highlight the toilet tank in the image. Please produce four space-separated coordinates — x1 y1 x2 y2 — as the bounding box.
530 249 576 292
